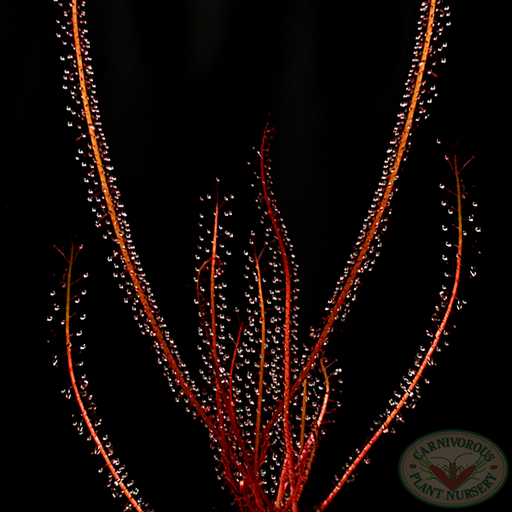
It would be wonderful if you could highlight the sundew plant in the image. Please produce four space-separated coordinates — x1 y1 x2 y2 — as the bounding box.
48 1 479 511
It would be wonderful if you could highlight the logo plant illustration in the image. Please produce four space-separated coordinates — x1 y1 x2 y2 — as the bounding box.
49 1 478 511
419 452 487 490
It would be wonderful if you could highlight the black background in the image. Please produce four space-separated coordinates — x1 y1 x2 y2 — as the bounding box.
2 1 509 510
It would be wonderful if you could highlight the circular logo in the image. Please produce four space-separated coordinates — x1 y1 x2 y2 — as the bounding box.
399 430 508 507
